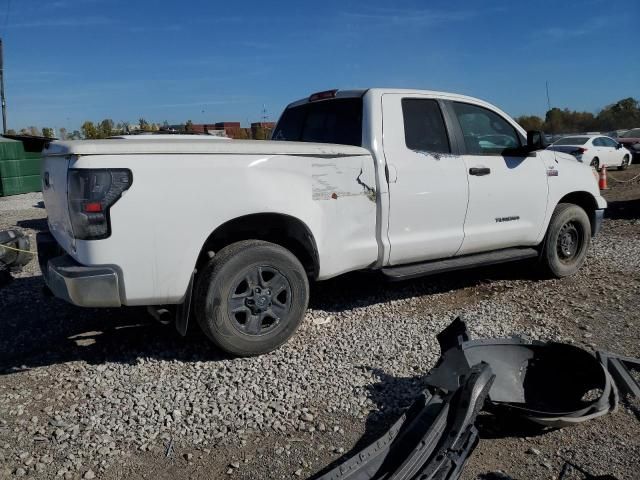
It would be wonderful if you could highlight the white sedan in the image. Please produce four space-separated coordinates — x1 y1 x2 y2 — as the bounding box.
548 135 631 170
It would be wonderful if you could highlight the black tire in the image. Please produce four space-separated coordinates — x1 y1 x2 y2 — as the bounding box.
540 203 591 278
590 157 599 170
194 240 309 356
619 155 630 171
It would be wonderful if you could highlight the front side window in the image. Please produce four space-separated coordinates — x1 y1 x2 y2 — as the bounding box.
401 98 451 154
452 102 522 155
602 137 617 147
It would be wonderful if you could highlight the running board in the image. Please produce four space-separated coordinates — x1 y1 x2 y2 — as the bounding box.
382 248 539 281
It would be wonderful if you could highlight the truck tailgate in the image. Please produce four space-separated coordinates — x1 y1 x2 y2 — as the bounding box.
41 155 75 254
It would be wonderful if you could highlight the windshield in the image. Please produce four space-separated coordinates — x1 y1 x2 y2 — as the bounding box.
272 98 363 146
553 136 590 145
620 128 640 138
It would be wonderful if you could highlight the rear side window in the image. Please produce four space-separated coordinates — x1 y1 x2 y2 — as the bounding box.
452 102 522 155
554 136 590 146
272 98 363 146
401 99 451 154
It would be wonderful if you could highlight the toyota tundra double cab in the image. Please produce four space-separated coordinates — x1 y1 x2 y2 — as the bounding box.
38 88 606 355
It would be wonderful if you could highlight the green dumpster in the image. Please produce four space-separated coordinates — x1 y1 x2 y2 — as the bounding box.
0 137 42 197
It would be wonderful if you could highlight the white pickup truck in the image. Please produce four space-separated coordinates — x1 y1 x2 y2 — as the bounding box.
38 88 606 355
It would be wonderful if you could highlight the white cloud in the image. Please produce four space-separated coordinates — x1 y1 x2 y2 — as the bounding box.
8 16 113 28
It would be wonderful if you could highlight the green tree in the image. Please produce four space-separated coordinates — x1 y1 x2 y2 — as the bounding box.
42 127 55 138
69 130 82 140
98 119 114 138
6 128 16 135
29 126 42 136
184 120 193 132
81 121 98 139
515 113 546 133
596 98 640 131
139 118 151 131
58 127 67 140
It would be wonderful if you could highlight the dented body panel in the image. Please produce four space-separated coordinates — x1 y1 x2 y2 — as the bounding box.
42 144 377 304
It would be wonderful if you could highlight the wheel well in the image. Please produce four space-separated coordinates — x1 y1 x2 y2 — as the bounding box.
557 191 597 223
197 213 319 279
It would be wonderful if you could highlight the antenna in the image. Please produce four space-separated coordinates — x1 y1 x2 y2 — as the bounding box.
0 38 6 133
545 80 554 137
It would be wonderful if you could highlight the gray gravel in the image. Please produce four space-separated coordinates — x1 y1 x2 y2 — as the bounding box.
0 188 639 479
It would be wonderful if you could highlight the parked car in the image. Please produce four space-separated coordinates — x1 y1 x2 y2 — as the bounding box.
37 88 606 356
617 128 640 161
547 135 631 170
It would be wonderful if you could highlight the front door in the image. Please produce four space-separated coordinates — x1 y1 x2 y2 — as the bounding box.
382 94 469 265
447 101 549 255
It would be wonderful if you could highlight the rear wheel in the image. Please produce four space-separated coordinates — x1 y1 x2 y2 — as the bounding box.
194 240 309 356
590 157 600 170
540 203 591 278
619 155 630 171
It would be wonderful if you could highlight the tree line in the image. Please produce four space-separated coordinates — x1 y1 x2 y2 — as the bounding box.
7 118 273 140
10 96 637 140
515 97 640 134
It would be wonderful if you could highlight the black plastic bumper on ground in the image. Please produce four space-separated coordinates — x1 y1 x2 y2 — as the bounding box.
314 364 495 480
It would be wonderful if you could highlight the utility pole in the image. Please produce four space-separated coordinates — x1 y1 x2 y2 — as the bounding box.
0 38 6 134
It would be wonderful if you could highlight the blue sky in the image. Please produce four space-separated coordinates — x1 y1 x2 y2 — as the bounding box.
3 0 639 131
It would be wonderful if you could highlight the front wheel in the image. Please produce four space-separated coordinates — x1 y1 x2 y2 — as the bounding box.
194 240 309 356
619 155 630 171
539 203 591 278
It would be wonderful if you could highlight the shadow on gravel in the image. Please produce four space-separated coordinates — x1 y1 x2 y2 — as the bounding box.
16 218 49 231
604 198 640 220
309 260 542 314
0 276 232 375
0 260 542 375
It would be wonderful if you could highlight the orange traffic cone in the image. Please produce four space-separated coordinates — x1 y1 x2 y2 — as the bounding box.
598 165 608 190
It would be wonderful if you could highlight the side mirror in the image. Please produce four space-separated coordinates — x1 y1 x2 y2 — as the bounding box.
527 130 547 151
616 143 623 149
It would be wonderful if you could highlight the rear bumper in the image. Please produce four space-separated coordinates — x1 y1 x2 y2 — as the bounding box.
592 209 604 237
36 232 121 307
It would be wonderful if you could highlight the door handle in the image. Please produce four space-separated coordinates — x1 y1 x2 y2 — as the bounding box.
469 167 491 176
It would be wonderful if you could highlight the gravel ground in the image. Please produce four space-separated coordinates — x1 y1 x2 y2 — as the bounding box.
1 168 639 480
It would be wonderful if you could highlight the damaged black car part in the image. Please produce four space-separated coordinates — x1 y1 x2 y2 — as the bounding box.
316 318 622 480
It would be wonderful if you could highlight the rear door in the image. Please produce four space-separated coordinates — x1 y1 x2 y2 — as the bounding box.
382 94 469 265
600 137 620 166
446 101 548 255
592 137 610 166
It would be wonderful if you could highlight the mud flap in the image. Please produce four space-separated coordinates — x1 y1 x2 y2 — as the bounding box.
175 270 195 336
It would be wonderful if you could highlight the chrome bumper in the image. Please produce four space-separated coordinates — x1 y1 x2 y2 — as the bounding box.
36 232 121 308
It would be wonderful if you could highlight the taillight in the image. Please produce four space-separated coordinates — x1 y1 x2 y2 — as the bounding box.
67 169 132 240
